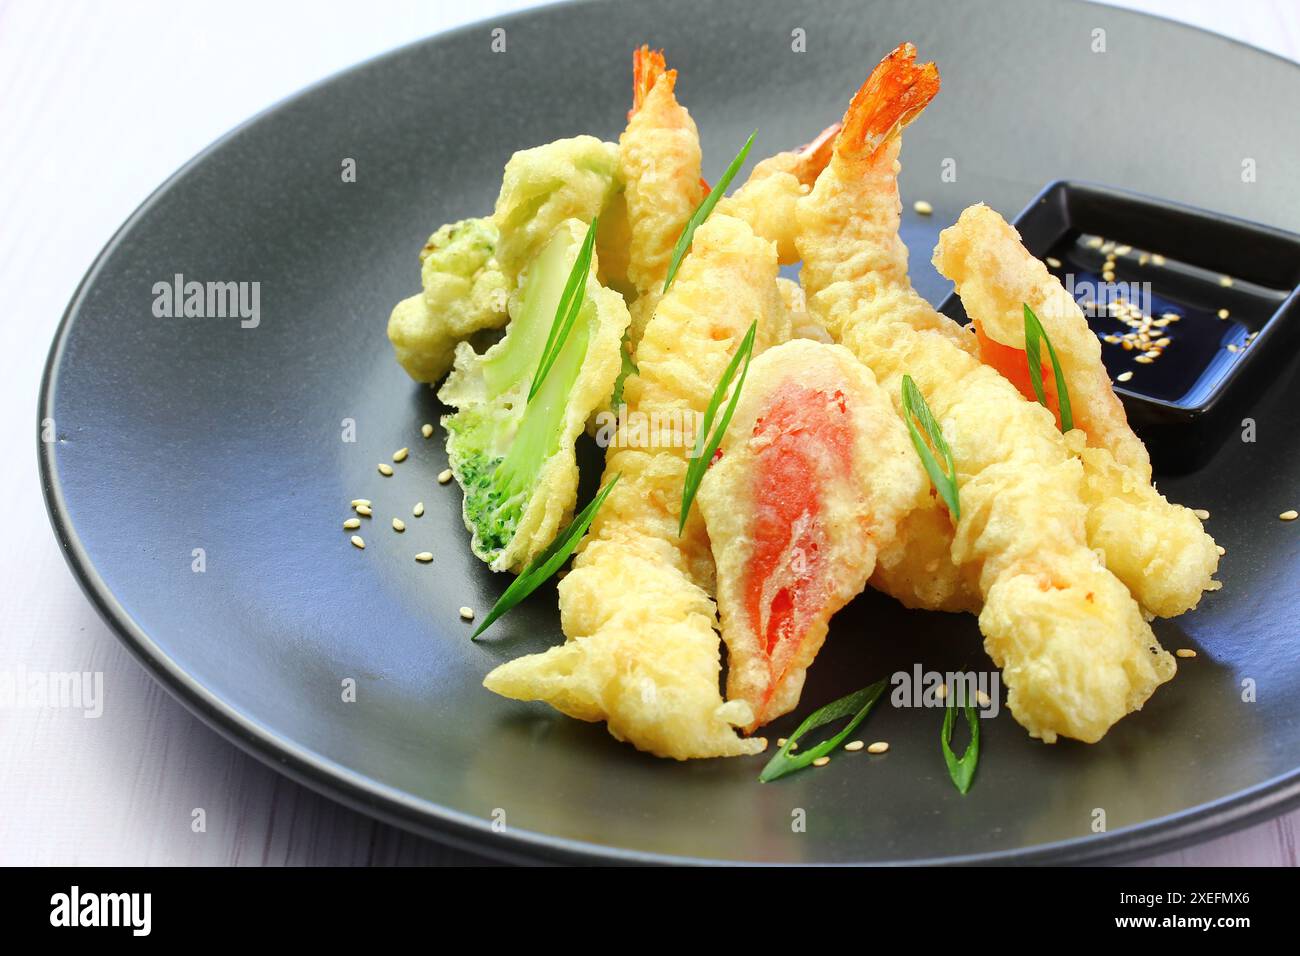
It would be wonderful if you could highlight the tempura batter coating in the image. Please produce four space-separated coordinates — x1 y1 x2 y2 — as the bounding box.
935 204 1219 616
484 215 786 758
387 218 510 383
619 47 708 349
795 44 1175 743
699 340 927 729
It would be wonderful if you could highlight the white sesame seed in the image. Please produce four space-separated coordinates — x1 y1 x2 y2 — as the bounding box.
1152 254 1166 266
1176 648 1197 659
392 447 409 463
1193 508 1210 520
378 463 394 476
843 740 865 752
459 606 475 621
1135 355 1154 364
1280 510 1298 521
1046 256 1062 268
355 504 372 517
350 499 371 508
1115 245 1132 256
1219 275 1233 287
1218 308 1230 319
1087 236 1103 249
415 552 434 563
913 199 933 215
1227 344 1241 353
936 683 948 700
1116 371 1134 383
866 741 890 754
392 518 406 532
421 423 434 439
811 756 831 768
976 690 992 707
412 502 425 517
343 518 361 530
438 469 453 485
350 535 365 550
776 738 788 747
1102 270 1116 282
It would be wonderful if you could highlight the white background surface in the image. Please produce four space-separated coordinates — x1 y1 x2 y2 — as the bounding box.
2 0 1297 866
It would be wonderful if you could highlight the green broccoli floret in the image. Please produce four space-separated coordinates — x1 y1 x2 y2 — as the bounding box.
439 219 625 574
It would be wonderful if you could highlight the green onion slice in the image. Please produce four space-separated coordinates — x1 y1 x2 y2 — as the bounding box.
941 691 980 794
678 320 757 534
471 473 620 640
759 679 888 782
901 374 960 521
1023 302 1074 433
529 217 598 402
662 131 756 294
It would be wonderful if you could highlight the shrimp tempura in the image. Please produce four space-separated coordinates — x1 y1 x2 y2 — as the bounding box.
483 214 787 759
699 340 927 729
794 43 1175 743
934 204 1220 617
619 47 709 350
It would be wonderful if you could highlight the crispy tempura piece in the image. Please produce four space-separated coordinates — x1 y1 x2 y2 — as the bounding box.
934 204 1220 616
484 215 787 759
795 43 1175 743
620 47 709 349
699 340 927 729
716 124 840 265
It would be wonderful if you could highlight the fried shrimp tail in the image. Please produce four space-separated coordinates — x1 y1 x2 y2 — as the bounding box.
934 204 1220 616
484 214 787 759
620 46 708 350
698 340 926 729
795 43 1175 743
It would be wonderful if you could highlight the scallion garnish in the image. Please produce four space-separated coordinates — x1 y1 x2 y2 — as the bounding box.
759 679 887 782
941 691 980 794
901 374 960 521
678 320 757 534
662 131 756 294
529 217 599 402
1023 303 1074 433
471 473 620 640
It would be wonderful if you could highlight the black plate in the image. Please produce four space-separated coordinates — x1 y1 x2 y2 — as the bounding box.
39 0 1300 864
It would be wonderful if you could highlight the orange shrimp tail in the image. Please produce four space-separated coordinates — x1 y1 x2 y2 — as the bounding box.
837 42 940 163
793 122 842 185
630 45 676 118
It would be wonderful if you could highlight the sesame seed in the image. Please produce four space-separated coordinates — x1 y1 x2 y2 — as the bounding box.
1116 371 1134 383
913 199 933 215
1227 344 1241 353
1115 245 1132 256
378 463 394 476
936 683 948 700
1046 256 1062 268
1218 308 1230 319
1219 275 1233 287
1086 236 1103 249
1102 270 1115 282
438 469 453 484
350 499 371 508
459 606 475 621
355 504 373 517
392 447 409 463
1176 648 1197 659
1280 510 1298 521
976 690 992 707
1134 355 1154 364
1193 509 1210 520
412 502 425 517
343 518 361 530
866 741 890 754
1138 253 1150 266
1152 254 1166 266
415 552 434 563
421 423 434 439
776 738 788 747
350 535 365 550
843 740 865 752
392 518 406 533
811 756 831 768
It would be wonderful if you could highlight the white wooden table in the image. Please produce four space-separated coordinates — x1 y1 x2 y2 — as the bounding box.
2 0 1296 866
